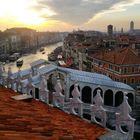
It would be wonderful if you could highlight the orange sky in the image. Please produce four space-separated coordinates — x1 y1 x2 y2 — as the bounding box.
0 0 140 32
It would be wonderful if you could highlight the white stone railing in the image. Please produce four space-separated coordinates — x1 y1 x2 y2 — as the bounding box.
69 84 83 117
116 93 135 140
53 78 64 109
39 75 49 104
1 67 135 140
91 89 107 127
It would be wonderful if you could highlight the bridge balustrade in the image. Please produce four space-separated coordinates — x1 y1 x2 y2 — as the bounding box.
1 66 135 140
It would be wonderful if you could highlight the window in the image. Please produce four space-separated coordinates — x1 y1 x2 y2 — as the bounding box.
115 66 120 72
83 61 87 65
123 79 127 84
108 75 112 79
131 78 135 84
138 66 140 72
109 64 113 70
118 67 120 72
124 67 128 73
132 67 135 73
115 78 119 82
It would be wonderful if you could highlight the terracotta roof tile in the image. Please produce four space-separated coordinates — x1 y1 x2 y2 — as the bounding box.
94 47 140 65
0 87 107 140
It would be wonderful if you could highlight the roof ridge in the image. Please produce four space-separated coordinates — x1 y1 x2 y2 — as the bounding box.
120 47 130 65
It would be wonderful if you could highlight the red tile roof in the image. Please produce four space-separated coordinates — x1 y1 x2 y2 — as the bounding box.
0 87 106 140
94 47 140 65
118 35 136 42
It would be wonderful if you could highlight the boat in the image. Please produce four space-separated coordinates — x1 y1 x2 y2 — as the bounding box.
9 53 20 62
58 60 67 67
40 47 45 52
16 59 23 68
48 53 57 61
57 55 63 60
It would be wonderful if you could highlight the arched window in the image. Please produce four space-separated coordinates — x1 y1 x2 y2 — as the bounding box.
115 91 124 107
126 93 134 106
82 86 92 103
104 89 113 106
69 84 80 98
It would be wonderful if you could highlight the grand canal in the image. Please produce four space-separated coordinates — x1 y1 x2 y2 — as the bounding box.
5 42 63 72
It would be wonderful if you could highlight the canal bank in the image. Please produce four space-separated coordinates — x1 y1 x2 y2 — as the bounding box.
4 42 63 72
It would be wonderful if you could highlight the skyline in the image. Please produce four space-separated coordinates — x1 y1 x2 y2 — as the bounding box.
0 0 140 32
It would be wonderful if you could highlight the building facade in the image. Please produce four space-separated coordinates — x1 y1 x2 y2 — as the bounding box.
92 47 140 90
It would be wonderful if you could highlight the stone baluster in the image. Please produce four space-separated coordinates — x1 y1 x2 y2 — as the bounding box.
90 89 107 127
65 74 70 101
32 67 38 76
52 71 58 86
7 66 14 89
70 83 83 117
39 76 49 104
116 93 135 140
28 72 32 85
53 78 64 109
27 72 34 96
0 64 6 86
16 69 22 92
0 64 4 84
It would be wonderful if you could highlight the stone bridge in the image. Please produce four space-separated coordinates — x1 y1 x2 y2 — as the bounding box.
0 60 136 140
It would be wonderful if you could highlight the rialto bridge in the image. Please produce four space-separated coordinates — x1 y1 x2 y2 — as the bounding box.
0 59 136 139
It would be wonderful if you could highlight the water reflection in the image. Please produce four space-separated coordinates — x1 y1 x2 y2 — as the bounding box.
5 42 63 72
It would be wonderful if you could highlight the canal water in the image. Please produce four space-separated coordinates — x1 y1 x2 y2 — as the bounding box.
5 42 63 72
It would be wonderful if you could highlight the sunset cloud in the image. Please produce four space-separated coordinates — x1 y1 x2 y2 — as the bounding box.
0 0 139 31
34 0 140 25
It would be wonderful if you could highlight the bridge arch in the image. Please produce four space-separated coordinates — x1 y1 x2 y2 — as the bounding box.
82 86 92 103
104 89 113 106
126 93 134 107
115 91 124 107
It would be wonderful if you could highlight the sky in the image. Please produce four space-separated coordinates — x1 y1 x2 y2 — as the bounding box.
0 0 140 32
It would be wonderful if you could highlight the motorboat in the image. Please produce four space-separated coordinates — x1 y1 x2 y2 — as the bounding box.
40 47 45 52
48 53 57 61
9 53 20 62
16 59 23 69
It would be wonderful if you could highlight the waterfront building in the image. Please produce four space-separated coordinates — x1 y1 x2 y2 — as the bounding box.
92 46 140 90
8 34 21 53
37 32 63 47
5 27 38 53
0 37 9 61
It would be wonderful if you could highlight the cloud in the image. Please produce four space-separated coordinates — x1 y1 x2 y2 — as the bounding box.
33 0 140 25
